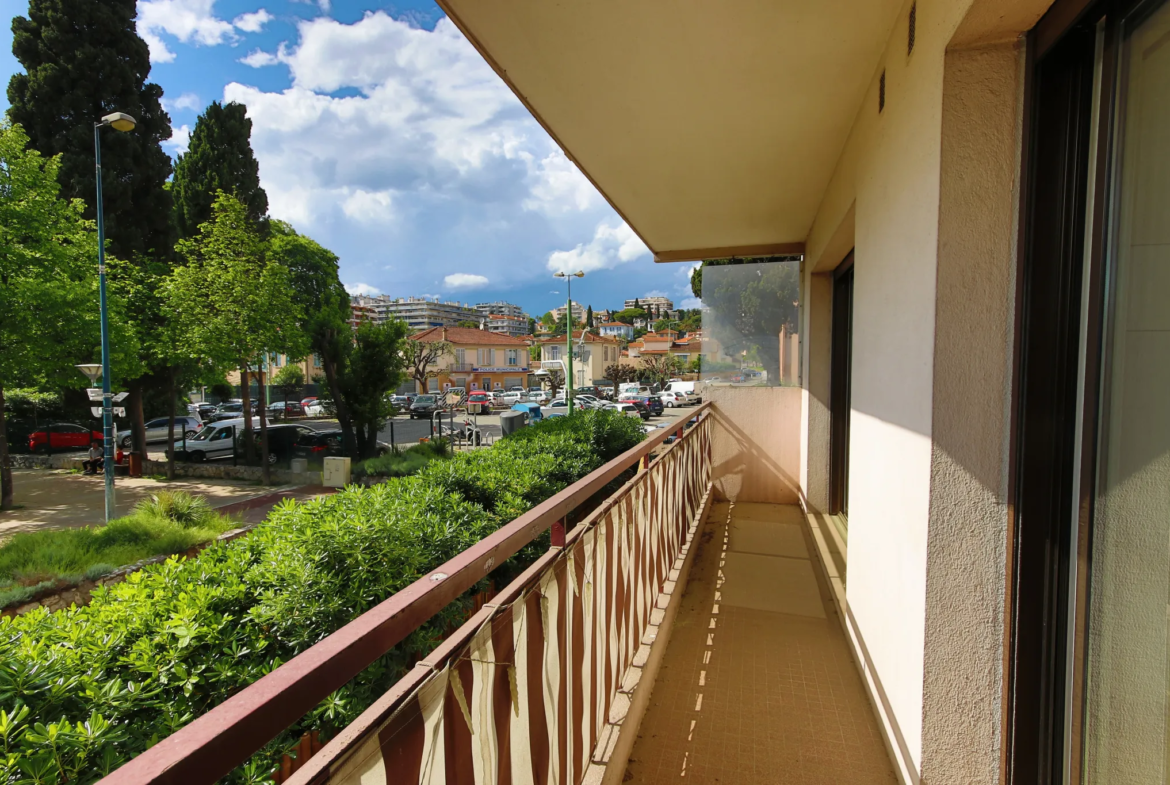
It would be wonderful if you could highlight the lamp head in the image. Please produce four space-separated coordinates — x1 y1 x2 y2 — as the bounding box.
573 271 585 278
100 112 137 132
553 272 566 279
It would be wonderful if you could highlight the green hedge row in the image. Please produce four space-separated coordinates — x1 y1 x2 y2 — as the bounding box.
0 410 645 784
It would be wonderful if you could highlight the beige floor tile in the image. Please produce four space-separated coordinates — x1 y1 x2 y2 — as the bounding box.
728 518 809 558
624 503 897 785
718 552 826 618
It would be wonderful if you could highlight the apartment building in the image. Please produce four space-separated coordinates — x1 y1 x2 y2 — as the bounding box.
479 311 530 338
474 301 526 320
349 295 479 330
539 331 621 388
408 326 531 392
598 321 633 340
624 295 673 311
548 300 585 323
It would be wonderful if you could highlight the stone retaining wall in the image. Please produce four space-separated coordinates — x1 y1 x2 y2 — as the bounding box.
8 454 319 486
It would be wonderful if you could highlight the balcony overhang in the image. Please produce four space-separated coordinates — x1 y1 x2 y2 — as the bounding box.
438 0 905 262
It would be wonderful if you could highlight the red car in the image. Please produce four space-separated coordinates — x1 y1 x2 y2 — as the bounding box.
467 391 492 413
28 423 104 453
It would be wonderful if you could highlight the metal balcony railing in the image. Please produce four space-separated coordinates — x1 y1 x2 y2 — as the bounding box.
99 404 713 785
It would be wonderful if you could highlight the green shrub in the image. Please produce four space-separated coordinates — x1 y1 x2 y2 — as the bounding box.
351 440 449 479
0 493 236 596
0 411 643 783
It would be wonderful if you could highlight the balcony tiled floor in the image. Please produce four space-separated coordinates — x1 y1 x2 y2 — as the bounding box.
624 502 897 784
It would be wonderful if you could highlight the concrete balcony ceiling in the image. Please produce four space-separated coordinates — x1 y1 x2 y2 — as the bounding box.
438 0 905 261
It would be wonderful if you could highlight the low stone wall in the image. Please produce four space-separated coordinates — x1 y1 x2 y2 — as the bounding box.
140 459 320 486
8 454 319 486
1 522 259 617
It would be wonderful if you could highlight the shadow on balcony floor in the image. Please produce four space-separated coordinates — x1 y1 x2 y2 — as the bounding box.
624 502 896 784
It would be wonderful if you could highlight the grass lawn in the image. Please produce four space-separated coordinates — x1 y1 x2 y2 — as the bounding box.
0 491 237 608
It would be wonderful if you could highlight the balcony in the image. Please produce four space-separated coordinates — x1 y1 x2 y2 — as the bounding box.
97 392 896 785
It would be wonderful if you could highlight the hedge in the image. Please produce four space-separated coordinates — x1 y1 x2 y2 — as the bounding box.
0 410 645 784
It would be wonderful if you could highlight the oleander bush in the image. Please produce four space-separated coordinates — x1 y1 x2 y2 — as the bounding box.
350 439 449 480
0 492 236 609
0 410 644 784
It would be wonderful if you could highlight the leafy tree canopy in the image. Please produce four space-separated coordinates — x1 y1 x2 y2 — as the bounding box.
614 307 646 325
8 0 174 262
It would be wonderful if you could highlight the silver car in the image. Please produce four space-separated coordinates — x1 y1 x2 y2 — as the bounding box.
119 416 203 447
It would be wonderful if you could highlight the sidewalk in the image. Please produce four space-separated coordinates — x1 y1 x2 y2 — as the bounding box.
0 469 281 540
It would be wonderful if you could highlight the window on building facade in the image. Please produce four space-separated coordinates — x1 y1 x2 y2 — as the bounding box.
455 348 466 367
549 345 560 361
507 349 518 366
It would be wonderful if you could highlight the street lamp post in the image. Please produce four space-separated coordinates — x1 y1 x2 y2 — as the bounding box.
553 271 584 411
94 111 137 523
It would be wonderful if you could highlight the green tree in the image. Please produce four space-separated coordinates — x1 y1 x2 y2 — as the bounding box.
8 0 174 262
164 193 306 482
539 312 555 327
273 364 305 404
268 221 358 456
0 124 111 509
586 305 594 328
172 101 268 239
527 317 536 335
614 307 646 325
456 320 480 329
9 0 179 458
334 321 409 459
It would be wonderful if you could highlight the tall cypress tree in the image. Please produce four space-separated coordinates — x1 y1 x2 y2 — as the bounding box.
173 101 268 238
8 0 175 262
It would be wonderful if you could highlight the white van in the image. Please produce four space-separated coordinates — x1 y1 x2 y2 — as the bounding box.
662 380 700 404
180 417 259 462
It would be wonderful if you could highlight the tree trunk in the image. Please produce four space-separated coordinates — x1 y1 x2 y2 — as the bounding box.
258 369 271 485
0 386 13 510
320 349 358 459
129 380 148 460
166 366 177 481
240 367 256 465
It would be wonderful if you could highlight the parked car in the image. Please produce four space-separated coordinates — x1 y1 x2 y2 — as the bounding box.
304 399 334 417
527 390 551 404
607 402 648 420
659 391 690 408
467 391 492 414
662 380 700 404
300 397 319 409
208 402 245 422
234 424 319 465
499 390 524 406
509 386 526 393
266 400 304 420
297 428 391 458
624 394 664 416
177 418 258 462
389 394 416 410
410 394 444 419
28 423 104 453
118 416 204 448
191 402 217 419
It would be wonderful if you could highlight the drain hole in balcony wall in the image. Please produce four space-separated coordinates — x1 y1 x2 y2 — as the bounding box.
879 70 886 113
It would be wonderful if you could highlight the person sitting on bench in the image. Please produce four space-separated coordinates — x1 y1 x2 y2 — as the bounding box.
82 443 103 475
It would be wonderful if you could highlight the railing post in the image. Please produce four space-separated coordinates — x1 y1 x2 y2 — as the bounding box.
551 518 565 548
639 454 650 473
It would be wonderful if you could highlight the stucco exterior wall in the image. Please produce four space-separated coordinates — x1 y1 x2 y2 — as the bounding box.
797 0 1049 782
704 385 802 505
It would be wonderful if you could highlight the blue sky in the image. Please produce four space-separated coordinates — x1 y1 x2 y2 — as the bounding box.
0 0 701 318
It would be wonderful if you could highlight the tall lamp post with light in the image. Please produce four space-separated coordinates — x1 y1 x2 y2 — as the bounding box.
93 111 137 523
553 270 584 412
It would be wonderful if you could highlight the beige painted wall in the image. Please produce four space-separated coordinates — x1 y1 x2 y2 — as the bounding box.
797 0 1050 782
801 271 835 514
704 385 802 506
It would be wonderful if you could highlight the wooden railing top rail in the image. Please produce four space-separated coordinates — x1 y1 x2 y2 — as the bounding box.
99 403 711 785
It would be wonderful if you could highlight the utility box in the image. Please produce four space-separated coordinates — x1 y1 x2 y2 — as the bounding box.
500 410 526 436
323 456 351 487
289 458 309 474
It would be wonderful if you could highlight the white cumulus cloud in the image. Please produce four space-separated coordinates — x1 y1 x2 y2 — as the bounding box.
233 9 273 33
345 282 380 296
240 48 282 67
444 273 490 290
164 124 191 155
137 0 237 63
546 220 650 275
163 92 202 113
